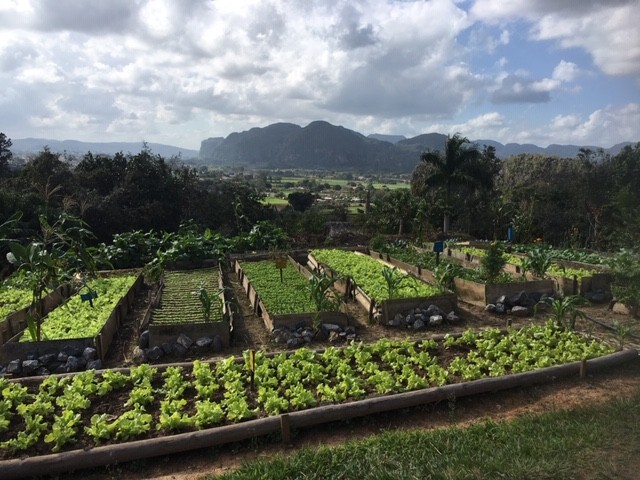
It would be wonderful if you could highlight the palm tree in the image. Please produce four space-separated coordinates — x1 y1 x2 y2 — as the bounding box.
411 133 494 234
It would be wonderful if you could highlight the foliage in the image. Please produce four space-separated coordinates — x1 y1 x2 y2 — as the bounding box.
480 241 506 284
0 324 613 457
537 295 587 331
311 249 444 301
7 213 99 341
19 275 137 341
152 269 224 325
306 271 342 313
240 260 317 315
608 248 640 316
520 246 554 278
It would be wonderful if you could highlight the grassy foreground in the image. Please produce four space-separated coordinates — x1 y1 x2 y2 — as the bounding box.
206 387 640 480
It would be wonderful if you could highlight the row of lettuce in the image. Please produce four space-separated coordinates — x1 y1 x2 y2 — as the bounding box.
0 322 612 456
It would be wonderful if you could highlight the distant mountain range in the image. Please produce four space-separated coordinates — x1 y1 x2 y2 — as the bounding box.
200 121 633 172
11 138 199 159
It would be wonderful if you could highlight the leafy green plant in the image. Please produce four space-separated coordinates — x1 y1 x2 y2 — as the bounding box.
537 295 586 330
612 320 631 350
480 241 506 284
521 246 554 278
381 266 413 300
608 248 640 317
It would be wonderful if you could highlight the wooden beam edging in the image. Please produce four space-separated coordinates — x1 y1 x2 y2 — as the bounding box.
1 349 636 479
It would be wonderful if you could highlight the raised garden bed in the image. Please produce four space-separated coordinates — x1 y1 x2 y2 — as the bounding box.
309 249 456 324
0 273 142 365
0 322 633 479
234 255 348 332
148 267 230 349
0 284 73 347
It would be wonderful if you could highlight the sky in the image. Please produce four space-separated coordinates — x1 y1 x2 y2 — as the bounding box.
0 0 639 150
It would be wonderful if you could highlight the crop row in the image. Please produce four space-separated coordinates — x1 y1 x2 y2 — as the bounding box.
239 260 317 315
458 246 598 280
311 249 442 301
152 269 223 325
18 275 137 342
0 322 612 457
0 286 33 321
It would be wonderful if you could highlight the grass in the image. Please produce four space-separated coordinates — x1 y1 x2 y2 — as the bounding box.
204 386 640 480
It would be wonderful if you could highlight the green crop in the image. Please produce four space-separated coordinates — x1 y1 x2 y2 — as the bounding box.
0 284 33 320
152 268 224 325
311 249 443 301
240 260 317 314
19 275 137 341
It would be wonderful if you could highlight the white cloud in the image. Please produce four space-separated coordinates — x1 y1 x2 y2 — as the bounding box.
471 0 640 78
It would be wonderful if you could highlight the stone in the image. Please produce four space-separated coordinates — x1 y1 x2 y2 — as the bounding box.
38 353 58 366
82 347 98 362
404 313 415 325
176 333 194 350
344 326 356 335
173 343 188 357
57 352 69 363
495 295 507 306
76 356 88 369
394 313 404 322
65 356 81 372
495 303 506 314
87 359 103 370
387 317 403 327
429 315 443 326
54 364 71 374
212 335 223 352
373 311 383 324
286 337 303 349
585 291 607 304
161 342 175 355
132 346 147 364
511 306 530 317
346 334 357 341
509 291 534 308
328 331 341 343
195 336 214 350
272 328 291 344
485 304 497 313
413 319 426 330
612 302 631 315
446 311 460 323
62 345 83 358
314 327 330 341
21 359 40 375
139 330 150 349
35 367 50 376
321 323 341 332
425 304 444 317
301 328 314 343
146 346 164 361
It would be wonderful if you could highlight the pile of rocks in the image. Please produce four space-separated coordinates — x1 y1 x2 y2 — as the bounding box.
385 304 461 330
133 330 224 364
272 323 357 349
0 346 102 377
485 291 553 316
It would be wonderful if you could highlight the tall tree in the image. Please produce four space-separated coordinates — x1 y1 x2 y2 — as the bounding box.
411 133 493 234
0 132 12 177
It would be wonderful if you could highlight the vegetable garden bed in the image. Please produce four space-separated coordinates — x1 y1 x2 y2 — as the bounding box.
0 273 142 364
234 255 349 332
309 249 456 324
148 267 230 348
452 245 611 296
0 323 635 479
0 284 73 347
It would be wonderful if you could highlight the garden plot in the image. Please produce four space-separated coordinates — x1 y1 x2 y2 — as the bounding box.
453 245 611 298
0 283 73 347
370 248 555 312
148 267 230 350
0 322 632 479
309 249 456 324
0 273 141 369
234 255 349 333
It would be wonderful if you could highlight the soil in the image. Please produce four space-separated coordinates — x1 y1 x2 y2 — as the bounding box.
50 266 640 478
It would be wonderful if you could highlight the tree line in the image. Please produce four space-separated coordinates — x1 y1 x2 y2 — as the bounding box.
1 132 638 264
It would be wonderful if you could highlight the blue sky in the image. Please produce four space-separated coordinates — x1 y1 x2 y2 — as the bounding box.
0 0 638 150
